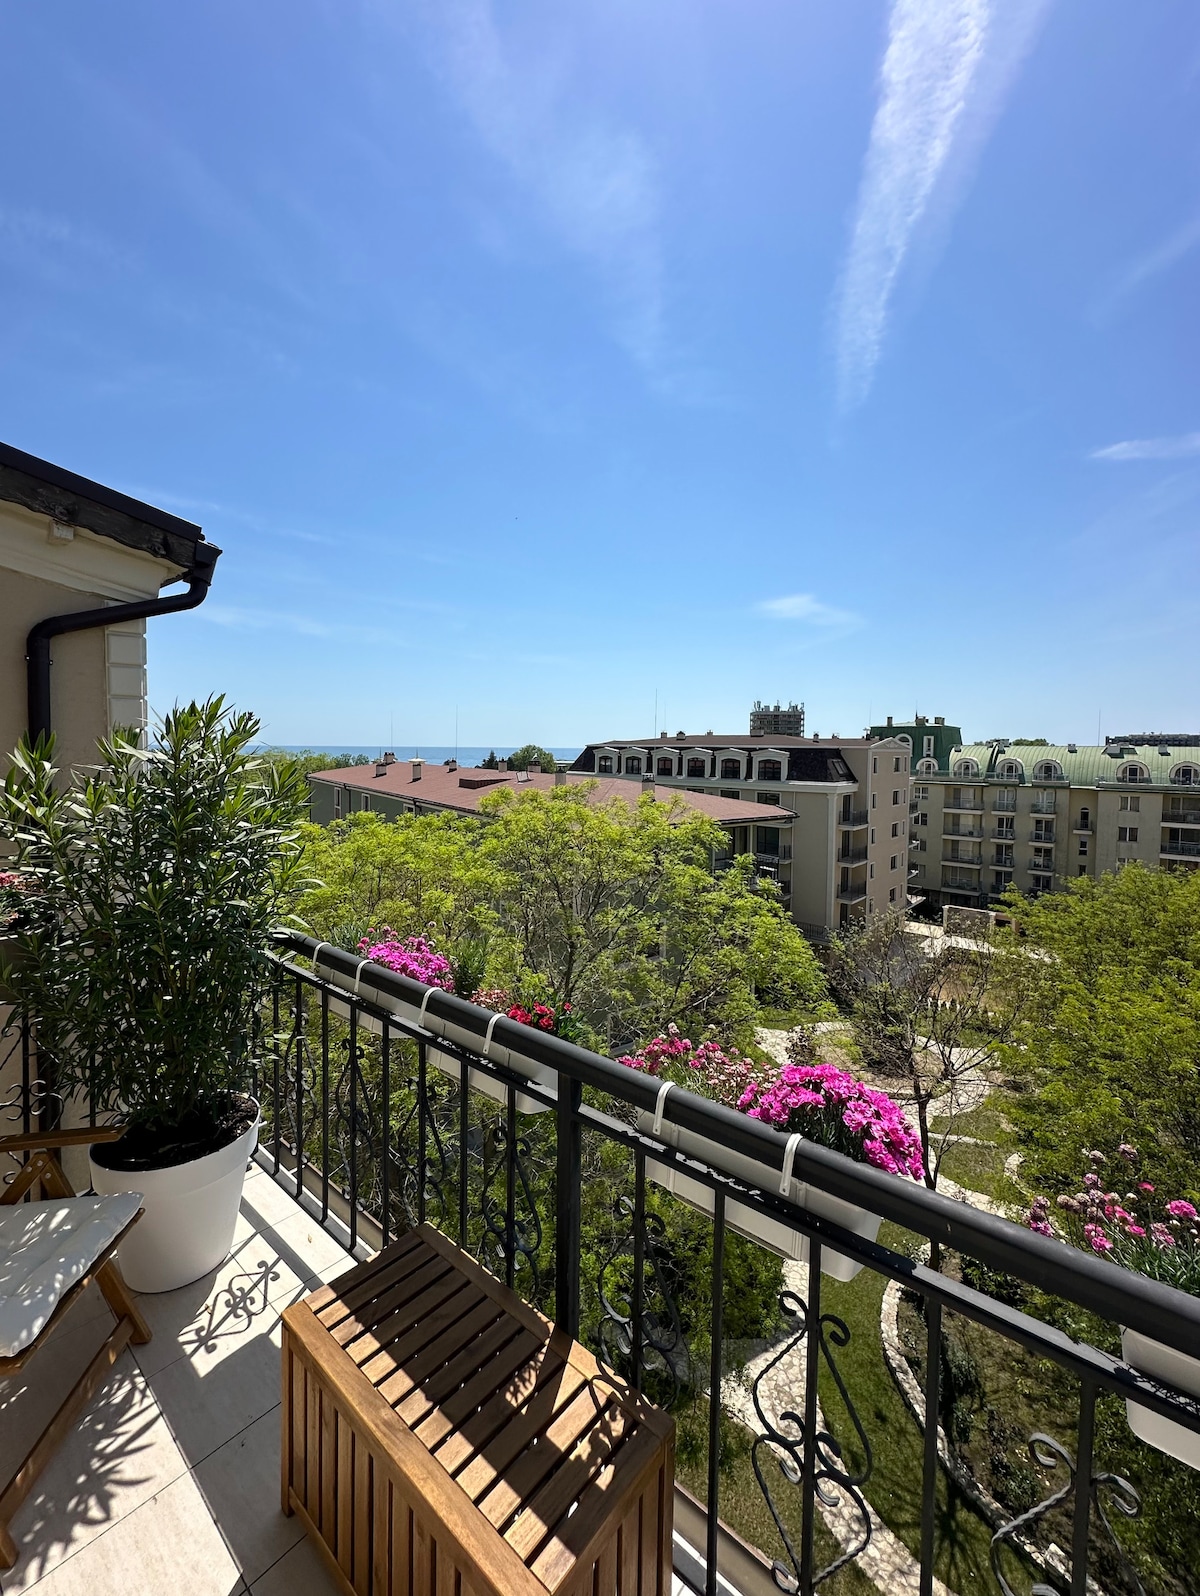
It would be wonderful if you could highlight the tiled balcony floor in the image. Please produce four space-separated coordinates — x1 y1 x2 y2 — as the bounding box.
1 1160 359 1595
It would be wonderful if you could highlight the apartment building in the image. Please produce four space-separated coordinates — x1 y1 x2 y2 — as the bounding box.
898 735 1200 909
750 699 805 737
570 732 914 937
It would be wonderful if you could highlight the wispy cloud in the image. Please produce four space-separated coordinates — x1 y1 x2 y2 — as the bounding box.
1094 212 1200 321
1090 433 1200 463
832 0 1049 414
421 0 666 377
757 593 861 629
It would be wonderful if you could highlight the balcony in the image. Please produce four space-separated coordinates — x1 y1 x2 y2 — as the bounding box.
942 824 984 839
942 798 983 813
991 797 1017 813
941 853 982 869
1163 807 1200 827
1030 799 1057 815
1161 837 1200 859
836 881 868 902
991 826 1016 840
837 844 868 864
1072 822 1094 834
3 939 1200 1596
838 809 869 828
1031 830 1055 844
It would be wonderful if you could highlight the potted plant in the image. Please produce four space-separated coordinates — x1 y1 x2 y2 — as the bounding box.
1026 1146 1200 1469
0 700 309 1293
0 870 33 1001
622 1026 924 1281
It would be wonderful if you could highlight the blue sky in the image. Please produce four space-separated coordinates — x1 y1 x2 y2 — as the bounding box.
2 1 1197 748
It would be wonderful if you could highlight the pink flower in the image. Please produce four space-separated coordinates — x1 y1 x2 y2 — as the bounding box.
1150 1224 1176 1249
1165 1200 1198 1221
1084 1224 1114 1254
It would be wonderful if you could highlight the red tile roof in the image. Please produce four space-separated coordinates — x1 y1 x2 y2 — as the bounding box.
309 762 791 824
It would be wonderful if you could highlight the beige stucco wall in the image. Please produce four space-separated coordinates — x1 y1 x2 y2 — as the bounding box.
0 498 174 775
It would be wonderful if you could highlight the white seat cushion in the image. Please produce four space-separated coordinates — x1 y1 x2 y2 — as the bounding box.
0 1192 143 1359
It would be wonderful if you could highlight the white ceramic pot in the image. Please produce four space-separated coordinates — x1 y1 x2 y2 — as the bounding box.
89 1107 261 1294
1122 1327 1200 1470
636 1113 881 1283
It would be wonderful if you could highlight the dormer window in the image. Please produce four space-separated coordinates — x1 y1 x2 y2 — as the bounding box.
624 756 642 775
687 757 706 778
916 758 938 775
656 756 674 776
756 759 782 782
997 759 1024 780
598 756 613 774
1034 760 1063 781
720 758 742 779
954 758 979 778
1171 763 1200 786
1117 762 1148 784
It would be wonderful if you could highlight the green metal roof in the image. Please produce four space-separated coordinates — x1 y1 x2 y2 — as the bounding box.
942 742 1200 788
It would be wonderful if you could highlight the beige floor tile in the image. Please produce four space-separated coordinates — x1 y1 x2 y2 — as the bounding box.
241 1166 312 1228
192 1408 304 1585
1 1341 189 1592
250 1534 342 1596
132 1209 339 1381
145 1306 286 1468
28 1469 248 1596
267 1207 358 1278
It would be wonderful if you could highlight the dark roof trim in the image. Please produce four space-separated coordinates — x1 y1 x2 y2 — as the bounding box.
0 440 212 574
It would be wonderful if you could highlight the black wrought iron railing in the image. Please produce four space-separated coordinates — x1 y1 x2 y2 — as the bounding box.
244 932 1200 1596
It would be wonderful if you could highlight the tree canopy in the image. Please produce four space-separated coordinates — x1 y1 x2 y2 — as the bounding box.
1002 864 1200 1197
506 744 558 772
296 784 827 1052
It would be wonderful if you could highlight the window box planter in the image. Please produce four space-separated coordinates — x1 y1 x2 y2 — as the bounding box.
1121 1328 1200 1470
635 1111 881 1282
312 951 554 1114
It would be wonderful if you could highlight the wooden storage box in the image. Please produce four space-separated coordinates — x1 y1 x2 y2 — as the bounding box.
281 1224 675 1596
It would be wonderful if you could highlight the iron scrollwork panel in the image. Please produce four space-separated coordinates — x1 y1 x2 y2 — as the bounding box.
596 1194 689 1409
751 1289 874 1592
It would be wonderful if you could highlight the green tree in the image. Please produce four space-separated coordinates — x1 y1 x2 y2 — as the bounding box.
829 908 1028 1189
478 785 825 1048
1002 864 1200 1197
297 810 501 952
506 744 557 772
259 748 370 778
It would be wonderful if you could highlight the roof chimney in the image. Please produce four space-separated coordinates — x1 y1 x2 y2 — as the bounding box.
554 770 566 786
411 758 423 781
499 759 510 771
383 751 396 765
446 758 457 771
374 760 387 778
886 715 893 727
528 761 541 774
934 717 944 726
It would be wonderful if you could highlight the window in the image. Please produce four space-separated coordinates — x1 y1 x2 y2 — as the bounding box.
869 863 874 879
1078 839 1088 855
1078 864 1088 876
890 854 898 871
1171 764 1200 786
916 758 938 775
1118 825 1139 843
998 759 1024 780
656 756 673 776
914 784 929 801
756 792 780 805
1118 763 1148 784
872 757 878 774
598 755 613 774
955 758 979 777
994 870 1013 891
720 758 741 779
870 828 875 844
720 788 740 800
914 812 928 828
871 793 877 808
624 756 642 774
1035 760 1064 781
891 822 900 837
334 789 342 819
1119 794 1140 812
756 759 782 782
1078 806 1090 828
361 793 371 812
686 757 706 778
889 886 897 903
894 756 902 773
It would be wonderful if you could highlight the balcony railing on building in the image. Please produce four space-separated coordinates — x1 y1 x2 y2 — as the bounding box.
839 809 869 828
1161 837 1200 859
837 844 868 865
7 937 1200 1596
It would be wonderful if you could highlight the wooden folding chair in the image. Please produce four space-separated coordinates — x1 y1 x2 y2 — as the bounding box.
0 1127 151 1569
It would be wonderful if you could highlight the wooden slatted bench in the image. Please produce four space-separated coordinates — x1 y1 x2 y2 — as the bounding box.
281 1224 675 1596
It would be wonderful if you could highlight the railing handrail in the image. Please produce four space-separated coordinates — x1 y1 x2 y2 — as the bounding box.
271 929 1200 1358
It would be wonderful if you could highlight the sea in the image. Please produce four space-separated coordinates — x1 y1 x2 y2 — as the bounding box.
264 745 582 767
